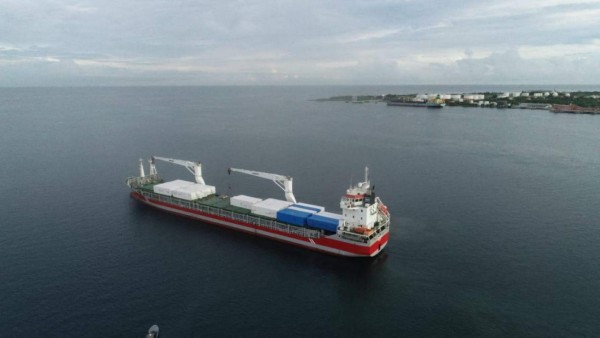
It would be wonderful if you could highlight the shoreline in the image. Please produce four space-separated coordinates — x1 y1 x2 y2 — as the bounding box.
315 90 600 114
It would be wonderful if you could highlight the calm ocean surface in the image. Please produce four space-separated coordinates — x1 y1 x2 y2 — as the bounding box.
1 85 599 337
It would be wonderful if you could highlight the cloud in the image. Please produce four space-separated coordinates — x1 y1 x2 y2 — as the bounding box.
1 0 600 85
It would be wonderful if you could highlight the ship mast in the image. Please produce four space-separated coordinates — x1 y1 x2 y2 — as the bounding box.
138 158 145 177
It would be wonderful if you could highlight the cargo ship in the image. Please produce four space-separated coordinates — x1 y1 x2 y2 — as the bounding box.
126 157 390 257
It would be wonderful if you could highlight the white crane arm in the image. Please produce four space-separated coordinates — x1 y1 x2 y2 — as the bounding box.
228 168 290 182
152 156 205 185
228 167 297 203
153 156 196 168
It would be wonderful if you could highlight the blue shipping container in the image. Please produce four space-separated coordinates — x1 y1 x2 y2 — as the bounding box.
276 208 312 227
292 203 324 213
307 214 340 232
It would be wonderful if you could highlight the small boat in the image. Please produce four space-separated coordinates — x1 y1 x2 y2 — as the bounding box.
146 325 159 338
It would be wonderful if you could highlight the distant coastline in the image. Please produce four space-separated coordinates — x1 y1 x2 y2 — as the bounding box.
315 90 600 115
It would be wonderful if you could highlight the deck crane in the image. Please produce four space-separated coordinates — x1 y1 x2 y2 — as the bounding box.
228 168 297 204
152 156 205 185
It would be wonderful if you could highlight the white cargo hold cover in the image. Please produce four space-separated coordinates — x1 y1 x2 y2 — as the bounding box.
194 185 215 199
171 184 216 201
153 180 195 196
198 185 215 198
172 185 197 200
251 198 293 218
230 195 263 209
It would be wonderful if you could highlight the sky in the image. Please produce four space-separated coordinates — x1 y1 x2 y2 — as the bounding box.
1 0 600 86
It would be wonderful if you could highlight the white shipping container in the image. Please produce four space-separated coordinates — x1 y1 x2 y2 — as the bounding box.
153 180 194 196
231 195 263 209
251 198 293 218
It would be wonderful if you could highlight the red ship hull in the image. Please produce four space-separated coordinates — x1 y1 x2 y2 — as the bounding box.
131 191 389 257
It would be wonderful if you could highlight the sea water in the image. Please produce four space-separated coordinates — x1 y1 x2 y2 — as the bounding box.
1 85 599 337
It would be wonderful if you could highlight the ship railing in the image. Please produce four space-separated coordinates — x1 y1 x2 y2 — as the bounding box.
338 218 389 243
139 191 321 239
377 209 390 227
339 231 367 243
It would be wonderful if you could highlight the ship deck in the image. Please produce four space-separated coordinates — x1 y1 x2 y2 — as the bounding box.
128 177 388 245
138 183 256 216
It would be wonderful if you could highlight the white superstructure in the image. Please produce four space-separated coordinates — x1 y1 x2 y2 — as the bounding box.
339 167 388 234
